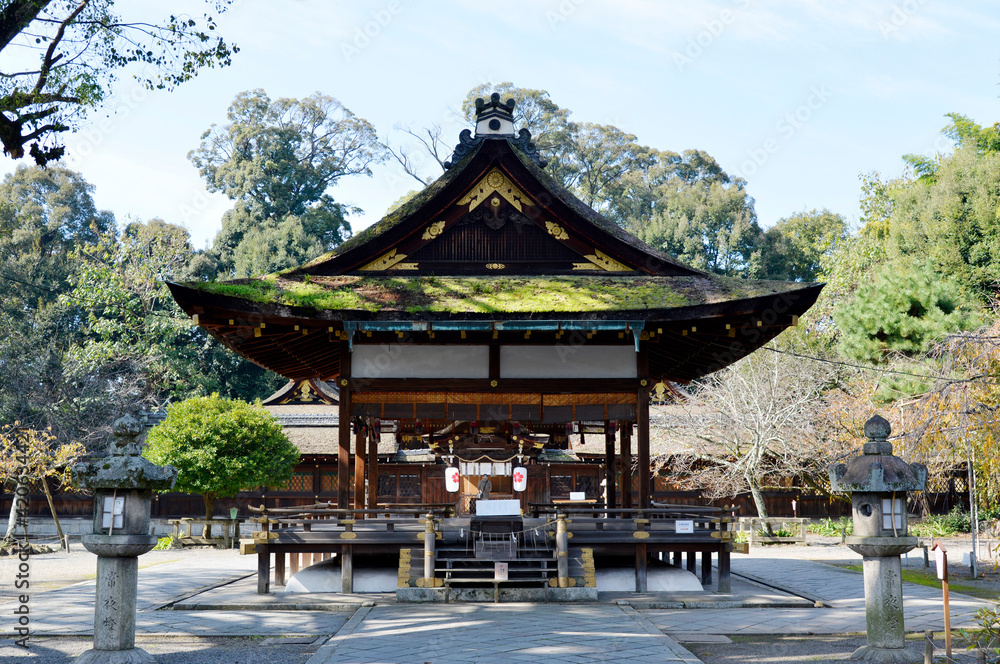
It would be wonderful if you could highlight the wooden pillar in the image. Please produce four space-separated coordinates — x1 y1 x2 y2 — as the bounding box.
718 545 731 593
342 544 353 593
620 422 632 509
637 340 651 509
337 344 351 510
256 544 270 594
635 542 647 593
701 550 713 586
686 551 696 574
354 421 366 513
637 389 651 509
604 421 617 511
274 552 286 587
367 420 378 510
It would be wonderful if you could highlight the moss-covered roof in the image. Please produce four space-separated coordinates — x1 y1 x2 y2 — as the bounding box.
181 274 817 318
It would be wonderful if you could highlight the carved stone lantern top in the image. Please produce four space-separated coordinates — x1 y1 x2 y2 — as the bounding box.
829 415 927 494
73 414 177 492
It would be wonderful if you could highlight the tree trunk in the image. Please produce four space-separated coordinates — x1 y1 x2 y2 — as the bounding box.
40 476 64 547
203 494 215 538
748 482 775 536
4 477 27 541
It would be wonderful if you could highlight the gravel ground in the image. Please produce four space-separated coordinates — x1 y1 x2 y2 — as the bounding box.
1 635 323 663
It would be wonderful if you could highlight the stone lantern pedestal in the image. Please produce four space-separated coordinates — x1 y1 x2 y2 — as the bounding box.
72 415 177 664
830 415 928 664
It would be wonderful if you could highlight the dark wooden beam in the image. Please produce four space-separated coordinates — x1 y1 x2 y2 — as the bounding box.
604 421 617 510
637 341 651 509
637 398 650 509
620 422 632 509
367 420 378 510
337 345 352 510
354 421 366 514
343 378 642 393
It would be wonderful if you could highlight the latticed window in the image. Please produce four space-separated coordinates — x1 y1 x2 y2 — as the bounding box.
279 471 314 493
377 473 397 499
320 472 338 493
399 474 420 498
576 474 597 498
551 475 572 497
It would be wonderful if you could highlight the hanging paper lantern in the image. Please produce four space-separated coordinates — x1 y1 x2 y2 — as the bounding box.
445 467 460 492
512 466 527 492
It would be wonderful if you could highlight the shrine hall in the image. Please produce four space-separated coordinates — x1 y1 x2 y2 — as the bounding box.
167 93 823 597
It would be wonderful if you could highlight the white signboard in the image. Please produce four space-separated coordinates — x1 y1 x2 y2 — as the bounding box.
569 492 586 501
676 520 695 534
495 562 508 581
935 548 948 581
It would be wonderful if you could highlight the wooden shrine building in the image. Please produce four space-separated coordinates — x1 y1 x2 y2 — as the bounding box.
167 94 823 594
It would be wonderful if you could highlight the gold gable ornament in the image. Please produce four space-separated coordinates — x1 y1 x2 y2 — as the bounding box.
545 221 570 241
573 249 632 272
458 169 535 212
359 249 418 272
421 221 446 241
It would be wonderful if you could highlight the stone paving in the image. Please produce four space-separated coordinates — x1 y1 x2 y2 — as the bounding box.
306 603 702 664
3 540 998 663
643 551 996 637
0 552 351 638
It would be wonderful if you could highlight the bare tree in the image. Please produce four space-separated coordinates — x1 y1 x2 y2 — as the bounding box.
664 347 833 521
385 124 451 186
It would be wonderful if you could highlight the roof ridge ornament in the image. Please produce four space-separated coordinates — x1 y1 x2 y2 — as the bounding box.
443 93 548 169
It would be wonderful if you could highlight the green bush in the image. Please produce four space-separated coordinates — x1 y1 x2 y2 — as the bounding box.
911 507 972 537
810 517 854 537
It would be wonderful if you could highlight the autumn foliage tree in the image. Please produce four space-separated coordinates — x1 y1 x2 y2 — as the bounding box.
0 425 85 544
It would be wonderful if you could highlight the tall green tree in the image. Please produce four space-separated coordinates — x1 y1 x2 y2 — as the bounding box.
834 259 981 364
67 218 284 405
0 0 238 164
190 89 387 277
144 395 299 537
761 209 849 281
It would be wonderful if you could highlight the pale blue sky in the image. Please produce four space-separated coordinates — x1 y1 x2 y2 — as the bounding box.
5 0 999 249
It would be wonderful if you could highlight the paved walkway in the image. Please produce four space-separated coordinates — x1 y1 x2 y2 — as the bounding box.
307 603 701 664
644 548 996 637
2 541 998 663
0 552 351 638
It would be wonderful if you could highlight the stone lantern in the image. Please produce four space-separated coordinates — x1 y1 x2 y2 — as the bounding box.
829 414 927 664
72 414 177 664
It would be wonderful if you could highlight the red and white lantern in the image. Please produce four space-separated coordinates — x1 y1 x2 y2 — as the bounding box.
445 467 460 493
512 466 527 492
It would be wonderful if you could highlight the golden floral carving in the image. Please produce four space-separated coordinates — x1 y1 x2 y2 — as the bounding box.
457 168 535 212
421 220 446 241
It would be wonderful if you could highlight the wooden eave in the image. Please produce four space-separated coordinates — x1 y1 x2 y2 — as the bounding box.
168 279 822 383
